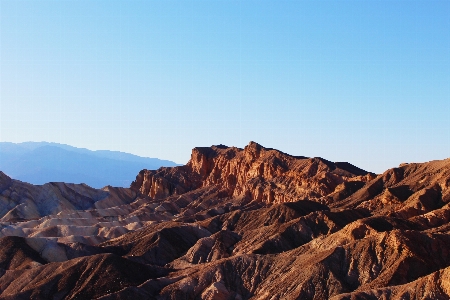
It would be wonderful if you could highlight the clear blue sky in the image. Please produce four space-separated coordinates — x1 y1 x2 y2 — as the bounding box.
1 0 449 173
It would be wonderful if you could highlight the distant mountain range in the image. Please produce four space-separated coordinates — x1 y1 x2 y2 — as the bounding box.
0 142 179 188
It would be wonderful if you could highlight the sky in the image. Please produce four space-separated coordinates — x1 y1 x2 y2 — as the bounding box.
1 0 449 174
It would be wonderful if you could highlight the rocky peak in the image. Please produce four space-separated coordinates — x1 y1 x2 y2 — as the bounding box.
244 141 263 160
188 147 216 178
132 142 373 204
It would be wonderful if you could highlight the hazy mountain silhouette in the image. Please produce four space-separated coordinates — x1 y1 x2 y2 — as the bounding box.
0 142 178 188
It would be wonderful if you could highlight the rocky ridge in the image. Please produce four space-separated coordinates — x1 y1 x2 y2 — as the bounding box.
132 142 373 204
0 142 449 299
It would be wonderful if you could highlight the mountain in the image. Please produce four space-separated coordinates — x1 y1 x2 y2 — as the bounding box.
0 142 179 188
1 141 450 299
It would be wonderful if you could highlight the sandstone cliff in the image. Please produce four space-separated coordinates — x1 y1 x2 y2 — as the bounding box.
131 141 374 204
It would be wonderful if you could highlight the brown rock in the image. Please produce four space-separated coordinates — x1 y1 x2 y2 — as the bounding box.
132 142 372 205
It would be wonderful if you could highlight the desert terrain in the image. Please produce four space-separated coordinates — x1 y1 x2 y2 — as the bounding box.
1 142 450 299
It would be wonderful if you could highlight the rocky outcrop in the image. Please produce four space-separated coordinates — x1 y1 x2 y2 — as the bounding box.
132 141 374 204
333 158 450 217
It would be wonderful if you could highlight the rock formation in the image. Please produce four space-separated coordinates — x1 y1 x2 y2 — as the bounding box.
0 142 450 299
131 142 374 204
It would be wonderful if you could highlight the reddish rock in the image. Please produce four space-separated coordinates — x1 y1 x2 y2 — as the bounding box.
132 142 373 204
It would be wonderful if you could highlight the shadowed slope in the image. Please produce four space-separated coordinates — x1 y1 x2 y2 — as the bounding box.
0 253 167 300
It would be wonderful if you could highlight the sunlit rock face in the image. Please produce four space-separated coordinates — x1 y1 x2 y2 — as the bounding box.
2 143 450 299
132 141 374 204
